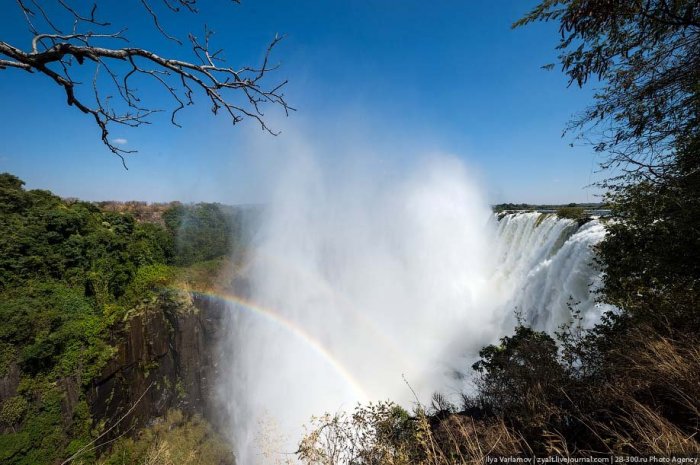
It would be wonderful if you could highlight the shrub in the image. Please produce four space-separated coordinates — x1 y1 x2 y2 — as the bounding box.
297 402 524 465
555 206 589 223
471 326 569 434
0 396 28 426
98 410 234 465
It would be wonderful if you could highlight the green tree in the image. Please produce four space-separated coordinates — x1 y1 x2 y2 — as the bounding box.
515 0 700 184
517 0 700 336
163 203 243 266
472 326 568 430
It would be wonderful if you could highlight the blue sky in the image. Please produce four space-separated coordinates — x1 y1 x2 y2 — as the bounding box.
0 0 606 204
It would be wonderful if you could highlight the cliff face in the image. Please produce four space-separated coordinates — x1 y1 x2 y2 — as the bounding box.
0 363 19 404
89 290 230 435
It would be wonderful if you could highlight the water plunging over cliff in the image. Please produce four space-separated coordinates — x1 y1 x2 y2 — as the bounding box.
492 212 611 332
219 156 609 464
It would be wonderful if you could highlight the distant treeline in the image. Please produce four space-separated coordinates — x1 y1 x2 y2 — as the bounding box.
492 202 607 212
95 200 261 265
95 200 179 226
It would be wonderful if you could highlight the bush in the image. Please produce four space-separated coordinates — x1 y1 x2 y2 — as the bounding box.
98 410 234 465
298 402 524 465
471 325 568 428
555 206 589 223
121 264 178 307
0 396 28 426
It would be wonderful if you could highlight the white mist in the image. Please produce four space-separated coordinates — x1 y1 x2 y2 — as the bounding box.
222 149 503 463
216 129 609 464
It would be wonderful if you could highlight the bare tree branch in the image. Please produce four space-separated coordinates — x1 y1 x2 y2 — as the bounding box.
2 0 292 167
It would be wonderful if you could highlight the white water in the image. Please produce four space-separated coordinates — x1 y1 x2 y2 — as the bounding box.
219 157 608 464
493 212 611 332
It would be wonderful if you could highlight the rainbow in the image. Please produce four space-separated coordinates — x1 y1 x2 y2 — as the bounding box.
186 288 370 401
244 253 412 369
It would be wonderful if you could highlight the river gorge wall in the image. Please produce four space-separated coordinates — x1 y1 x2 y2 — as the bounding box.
88 291 232 436
0 210 610 460
0 290 231 442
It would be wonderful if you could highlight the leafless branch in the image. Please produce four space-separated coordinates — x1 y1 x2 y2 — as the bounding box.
3 0 292 167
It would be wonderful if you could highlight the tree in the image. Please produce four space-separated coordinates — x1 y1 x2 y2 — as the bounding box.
515 0 700 185
472 325 568 430
595 133 700 336
515 0 700 333
507 2 700 452
0 1 292 166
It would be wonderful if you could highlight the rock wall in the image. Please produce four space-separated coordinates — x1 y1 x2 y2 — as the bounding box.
89 290 229 435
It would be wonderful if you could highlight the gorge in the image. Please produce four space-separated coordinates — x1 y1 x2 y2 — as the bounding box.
0 172 610 464
216 157 610 463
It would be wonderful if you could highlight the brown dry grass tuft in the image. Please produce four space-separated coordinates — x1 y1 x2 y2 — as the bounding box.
298 331 700 464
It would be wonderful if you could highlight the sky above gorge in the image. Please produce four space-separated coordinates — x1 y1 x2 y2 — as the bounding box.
0 0 607 204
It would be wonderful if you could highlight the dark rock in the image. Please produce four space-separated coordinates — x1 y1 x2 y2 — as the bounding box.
88 290 230 438
0 362 20 402
58 376 81 425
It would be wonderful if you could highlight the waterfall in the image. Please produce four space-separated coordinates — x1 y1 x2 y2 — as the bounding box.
492 212 611 333
218 155 611 464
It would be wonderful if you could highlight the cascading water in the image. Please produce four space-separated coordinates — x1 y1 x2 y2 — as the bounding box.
218 154 610 464
492 212 612 333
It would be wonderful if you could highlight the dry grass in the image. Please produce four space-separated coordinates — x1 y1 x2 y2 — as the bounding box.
425 415 525 464
597 333 700 455
298 333 699 464
298 403 526 465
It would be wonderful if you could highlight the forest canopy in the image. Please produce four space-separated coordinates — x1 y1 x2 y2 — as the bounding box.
0 172 244 464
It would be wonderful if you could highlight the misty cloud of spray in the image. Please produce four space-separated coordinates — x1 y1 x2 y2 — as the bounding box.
219 134 504 463
215 127 609 464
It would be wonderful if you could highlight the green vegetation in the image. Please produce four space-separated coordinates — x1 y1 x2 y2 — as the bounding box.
163 202 253 266
98 409 234 465
0 173 238 464
492 202 604 213
554 206 589 224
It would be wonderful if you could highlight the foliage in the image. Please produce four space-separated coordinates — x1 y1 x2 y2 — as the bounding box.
121 264 179 308
472 326 567 430
0 381 97 465
162 203 251 266
0 173 173 298
554 206 589 223
299 402 419 465
0 396 28 426
514 0 700 183
298 402 524 465
0 283 114 464
98 409 234 465
0 174 239 464
0 282 114 380
597 138 700 336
